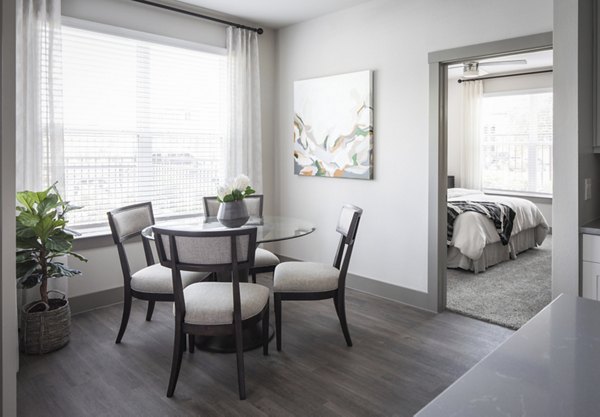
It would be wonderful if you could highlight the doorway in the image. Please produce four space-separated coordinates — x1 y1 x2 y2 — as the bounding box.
426 33 553 315
444 50 553 329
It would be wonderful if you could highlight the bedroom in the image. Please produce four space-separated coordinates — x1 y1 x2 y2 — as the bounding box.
445 49 553 329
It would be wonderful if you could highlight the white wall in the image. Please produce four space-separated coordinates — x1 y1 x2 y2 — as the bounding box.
274 0 552 293
447 72 553 226
62 0 277 299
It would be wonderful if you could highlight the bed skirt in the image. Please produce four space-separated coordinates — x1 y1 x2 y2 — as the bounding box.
447 226 547 273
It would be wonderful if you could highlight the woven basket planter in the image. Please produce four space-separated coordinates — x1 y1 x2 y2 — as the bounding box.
20 291 71 355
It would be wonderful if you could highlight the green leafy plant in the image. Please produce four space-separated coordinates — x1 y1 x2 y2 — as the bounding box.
16 183 87 307
217 174 256 202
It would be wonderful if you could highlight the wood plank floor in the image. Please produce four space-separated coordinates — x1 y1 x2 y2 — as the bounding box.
18 276 513 417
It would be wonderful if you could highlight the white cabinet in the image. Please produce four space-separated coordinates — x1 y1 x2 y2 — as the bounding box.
582 261 600 300
582 234 600 300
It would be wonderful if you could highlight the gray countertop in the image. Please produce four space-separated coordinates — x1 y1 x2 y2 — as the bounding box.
415 294 600 417
580 218 600 235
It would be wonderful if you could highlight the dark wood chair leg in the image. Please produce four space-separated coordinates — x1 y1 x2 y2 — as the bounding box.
334 295 352 347
167 324 185 397
252 272 257 284
146 300 155 321
275 294 282 351
188 334 195 353
234 317 246 400
262 304 270 356
115 293 132 344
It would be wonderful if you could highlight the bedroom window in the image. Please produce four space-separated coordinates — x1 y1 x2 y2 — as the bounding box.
59 20 227 232
481 90 553 196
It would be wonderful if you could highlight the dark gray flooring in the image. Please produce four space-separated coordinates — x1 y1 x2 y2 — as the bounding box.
18 276 513 417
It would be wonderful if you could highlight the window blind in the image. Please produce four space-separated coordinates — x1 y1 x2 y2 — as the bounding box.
481 91 553 196
60 23 227 231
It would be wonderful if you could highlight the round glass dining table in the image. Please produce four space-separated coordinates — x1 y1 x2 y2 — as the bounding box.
141 215 316 243
141 215 316 353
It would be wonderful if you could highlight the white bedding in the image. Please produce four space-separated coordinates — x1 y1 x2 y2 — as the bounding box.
448 188 549 260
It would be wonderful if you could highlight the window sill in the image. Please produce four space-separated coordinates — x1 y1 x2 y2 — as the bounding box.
72 214 205 240
73 226 112 240
483 189 552 203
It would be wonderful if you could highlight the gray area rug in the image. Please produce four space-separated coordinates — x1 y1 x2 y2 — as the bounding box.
446 235 552 330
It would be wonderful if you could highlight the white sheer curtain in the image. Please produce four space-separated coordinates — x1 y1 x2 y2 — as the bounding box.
16 0 66 303
226 27 263 192
460 80 483 190
16 0 64 192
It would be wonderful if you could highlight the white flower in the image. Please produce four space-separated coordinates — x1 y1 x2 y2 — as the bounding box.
217 184 231 201
232 174 250 192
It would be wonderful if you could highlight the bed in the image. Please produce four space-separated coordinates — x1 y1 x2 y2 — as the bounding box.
447 188 549 273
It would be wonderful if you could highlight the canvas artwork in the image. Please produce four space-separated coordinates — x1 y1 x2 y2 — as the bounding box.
293 70 373 179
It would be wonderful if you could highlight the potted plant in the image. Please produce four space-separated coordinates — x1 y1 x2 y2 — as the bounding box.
216 174 256 227
16 183 87 354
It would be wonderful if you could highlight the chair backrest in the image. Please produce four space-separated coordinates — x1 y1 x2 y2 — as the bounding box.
333 204 363 288
107 202 155 243
202 196 221 217
153 226 258 321
244 195 264 217
107 202 156 282
336 204 362 244
203 194 264 217
153 227 257 271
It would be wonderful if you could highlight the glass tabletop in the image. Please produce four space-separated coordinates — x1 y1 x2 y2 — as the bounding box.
141 215 316 244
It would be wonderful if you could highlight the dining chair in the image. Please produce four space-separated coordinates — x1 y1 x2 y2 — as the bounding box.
273 204 363 350
203 194 280 284
107 202 211 344
153 226 269 400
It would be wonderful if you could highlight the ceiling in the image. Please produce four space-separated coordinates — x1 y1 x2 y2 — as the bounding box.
175 0 373 28
447 49 553 79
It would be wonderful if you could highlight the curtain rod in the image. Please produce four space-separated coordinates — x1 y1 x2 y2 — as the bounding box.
132 0 264 34
457 69 553 83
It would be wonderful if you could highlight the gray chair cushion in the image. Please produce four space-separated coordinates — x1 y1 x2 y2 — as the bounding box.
254 248 280 268
181 282 270 325
131 264 210 294
273 262 340 293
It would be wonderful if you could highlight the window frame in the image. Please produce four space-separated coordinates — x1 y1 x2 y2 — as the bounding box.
60 17 228 237
480 86 553 199
62 17 227 57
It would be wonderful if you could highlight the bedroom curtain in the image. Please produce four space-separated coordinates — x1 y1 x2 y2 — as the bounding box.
226 26 263 192
16 0 67 303
460 79 483 190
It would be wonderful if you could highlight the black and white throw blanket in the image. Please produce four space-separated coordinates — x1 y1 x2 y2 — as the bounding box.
447 201 516 246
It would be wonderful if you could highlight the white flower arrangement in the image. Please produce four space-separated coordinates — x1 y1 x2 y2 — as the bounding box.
217 174 255 202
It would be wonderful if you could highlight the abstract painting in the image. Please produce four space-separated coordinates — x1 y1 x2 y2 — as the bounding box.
293 70 373 179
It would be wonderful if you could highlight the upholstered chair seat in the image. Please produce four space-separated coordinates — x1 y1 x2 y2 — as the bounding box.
131 264 210 294
254 248 280 269
181 282 270 325
273 262 339 293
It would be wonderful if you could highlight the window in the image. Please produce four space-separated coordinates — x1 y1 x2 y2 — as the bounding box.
60 21 227 231
481 90 553 196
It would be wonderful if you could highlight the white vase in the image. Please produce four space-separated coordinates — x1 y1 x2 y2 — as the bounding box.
217 200 249 228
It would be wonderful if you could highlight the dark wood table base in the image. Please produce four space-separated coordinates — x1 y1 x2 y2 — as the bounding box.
195 323 275 353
